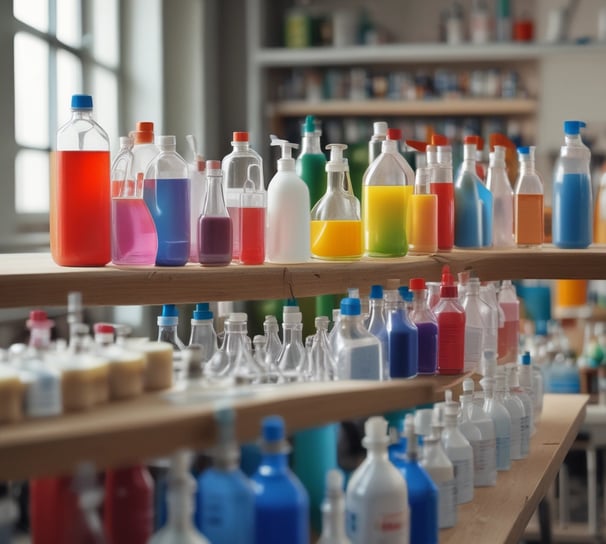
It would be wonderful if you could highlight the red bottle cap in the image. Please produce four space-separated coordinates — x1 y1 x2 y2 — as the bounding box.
133 121 154 144
409 278 426 290
206 160 221 170
464 135 483 150
431 134 449 146
28 310 48 323
386 128 402 141
233 131 249 142
405 140 427 152
94 323 114 334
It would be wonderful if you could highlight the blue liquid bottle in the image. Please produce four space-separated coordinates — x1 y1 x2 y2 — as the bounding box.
409 278 438 375
252 416 310 544
553 120 593 248
143 135 191 266
196 409 255 543
454 143 483 248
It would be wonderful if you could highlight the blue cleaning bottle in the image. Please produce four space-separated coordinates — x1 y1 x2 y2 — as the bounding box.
252 415 310 544
454 143 483 248
196 409 255 543
553 120 593 249
391 414 439 544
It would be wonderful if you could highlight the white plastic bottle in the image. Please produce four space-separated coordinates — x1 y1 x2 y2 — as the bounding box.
441 400 474 504
462 278 490 373
518 351 540 431
496 368 525 460
481 366 511 471
266 136 311 263
498 280 520 364
318 470 351 544
346 416 409 544
460 379 497 487
486 145 514 248
506 362 533 451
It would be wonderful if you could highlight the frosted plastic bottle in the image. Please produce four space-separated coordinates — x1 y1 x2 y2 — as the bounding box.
52 94 111 266
553 120 593 248
186 134 206 262
487 145 514 248
296 115 327 208
408 165 438 254
462 278 487 373
222 132 263 260
506 363 532 452
318 470 351 544
131 121 159 179
362 128 414 257
496 369 525 460
188 303 218 365
498 280 520 364
143 135 191 266
157 304 186 352
514 146 544 247
333 297 383 380
481 369 511 471
346 417 410 543
311 144 362 260
198 160 232 266
409 278 438 375
111 136 158 266
266 136 311 263
367 284 388 378
253 416 310 544
240 164 266 265
368 121 388 164
430 135 455 251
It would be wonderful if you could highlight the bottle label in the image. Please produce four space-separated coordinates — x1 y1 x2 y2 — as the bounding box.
437 479 457 529
452 458 474 503
472 438 497 486
464 325 483 371
496 435 511 470
346 507 409 543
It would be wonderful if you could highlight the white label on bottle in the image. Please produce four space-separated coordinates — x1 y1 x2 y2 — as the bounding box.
437 479 457 529
452 458 474 504
496 435 511 470
472 438 497 486
464 326 483 372
346 507 409 543
509 417 522 459
520 415 530 457
26 371 61 417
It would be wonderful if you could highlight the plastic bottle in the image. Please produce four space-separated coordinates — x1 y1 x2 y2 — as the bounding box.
433 268 465 375
222 132 263 260
226 313 268 384
487 145 514 248
263 315 283 371
428 135 455 251
111 136 158 265
553 120 593 248
346 416 409 543
334 297 383 380
188 303 218 365
311 144 362 260
198 160 232 266
367 284 388 378
409 278 438 375
26 309 54 350
362 128 414 257
240 163 266 265
514 146 544 247
318 470 351 544
454 142 483 248
296 115 327 208
479 282 501 361
496 368 525 460
309 316 337 381
368 121 388 164
506 362 533 451
196 409 255 543
462 278 489 373
277 302 307 382
384 279 418 379
519 350 542 427
157 304 186 352
52 94 111 266
131 121 160 180
392 414 439 544
143 135 191 266
481 364 511 471
266 136 311 263
252 416 310 544
498 280 520 364
186 134 206 262
408 164 438 254
149 451 209 544
594 167 606 242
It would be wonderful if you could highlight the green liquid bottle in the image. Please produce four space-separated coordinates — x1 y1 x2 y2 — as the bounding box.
296 115 327 208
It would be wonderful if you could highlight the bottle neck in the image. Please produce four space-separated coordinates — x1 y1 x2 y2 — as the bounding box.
382 140 398 154
203 175 227 215
321 497 347 540
301 133 322 154
168 479 195 531
411 290 428 312
283 322 303 345
519 159 534 175
326 170 345 192
261 450 288 470
71 109 94 121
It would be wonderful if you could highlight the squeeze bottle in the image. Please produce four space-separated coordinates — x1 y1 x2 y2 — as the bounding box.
311 144 362 260
487 145 514 248
514 146 544 247
296 115 327 207
345 416 410 543
498 280 520 364
408 163 438 254
430 134 455 250
186 134 206 262
52 94 111 266
131 121 159 180
454 143 483 248
240 164 266 264
252 416 310 544
318 470 351 544
409 278 438 375
368 121 388 164
553 120 593 248
266 136 311 263
143 135 191 266
222 131 263 260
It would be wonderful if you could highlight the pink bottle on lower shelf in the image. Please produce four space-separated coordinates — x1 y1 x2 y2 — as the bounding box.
498 280 520 364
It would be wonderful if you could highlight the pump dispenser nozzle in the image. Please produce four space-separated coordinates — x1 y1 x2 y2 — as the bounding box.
270 134 299 171
325 143 347 172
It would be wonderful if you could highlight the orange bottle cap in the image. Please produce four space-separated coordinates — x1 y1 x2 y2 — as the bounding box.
133 121 154 144
233 131 249 142
431 134 449 146
405 140 427 152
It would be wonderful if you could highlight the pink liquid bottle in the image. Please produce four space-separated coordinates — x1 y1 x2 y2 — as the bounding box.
240 163 266 265
111 136 158 265
498 280 520 364
199 160 233 266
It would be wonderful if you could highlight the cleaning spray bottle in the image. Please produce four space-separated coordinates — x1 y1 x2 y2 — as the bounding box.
487 144 514 248
296 115 327 207
318 470 351 544
266 136 311 263
310 144 362 260
514 146 544 247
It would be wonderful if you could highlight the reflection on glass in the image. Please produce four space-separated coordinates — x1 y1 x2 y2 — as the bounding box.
56 49 83 126
92 0 118 66
92 67 118 152
15 149 50 213
57 0 81 47
13 0 48 32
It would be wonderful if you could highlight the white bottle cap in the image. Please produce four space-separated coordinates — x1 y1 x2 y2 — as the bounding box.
373 121 388 137
326 143 348 173
326 469 344 497
363 416 389 445
158 135 176 149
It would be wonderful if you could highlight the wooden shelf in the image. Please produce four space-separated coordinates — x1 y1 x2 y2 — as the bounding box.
2 248 606 308
270 98 537 118
441 394 589 544
0 378 436 481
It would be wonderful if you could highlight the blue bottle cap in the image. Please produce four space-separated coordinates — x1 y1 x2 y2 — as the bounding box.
340 297 361 316
564 120 586 135
398 286 412 302
193 303 213 320
369 284 383 299
285 298 298 307
517 146 530 155
162 304 178 317
71 94 93 110
520 351 531 365
262 415 285 443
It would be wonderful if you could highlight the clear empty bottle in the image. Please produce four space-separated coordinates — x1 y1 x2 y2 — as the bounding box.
277 304 307 382
309 316 337 381
187 303 218 365
318 470 351 544
514 146 544 247
157 304 186 352
199 160 232 266
263 315 283 371
487 145 514 248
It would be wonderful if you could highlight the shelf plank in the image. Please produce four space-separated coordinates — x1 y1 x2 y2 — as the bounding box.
0 378 435 481
270 98 537 118
441 394 589 544
1 248 606 308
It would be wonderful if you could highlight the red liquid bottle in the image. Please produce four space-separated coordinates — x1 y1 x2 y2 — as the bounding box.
240 163 266 265
428 135 455 251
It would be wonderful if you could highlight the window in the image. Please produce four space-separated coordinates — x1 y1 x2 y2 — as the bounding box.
9 0 120 242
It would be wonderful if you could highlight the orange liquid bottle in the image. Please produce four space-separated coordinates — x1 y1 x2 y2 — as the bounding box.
408 166 438 254
594 169 606 243
514 146 544 247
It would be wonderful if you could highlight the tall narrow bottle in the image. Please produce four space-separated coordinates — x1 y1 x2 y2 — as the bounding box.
367 284 388 378
52 94 111 266
498 280 520 364
506 363 532 454
487 145 514 248
240 163 266 265
296 115 327 207
454 143 483 248
409 278 438 375
481 367 512 471
430 135 455 251
318 470 351 544
462 278 488 373
277 301 307 382
408 164 438 254
514 146 544 247
186 134 206 262
496 369 525 460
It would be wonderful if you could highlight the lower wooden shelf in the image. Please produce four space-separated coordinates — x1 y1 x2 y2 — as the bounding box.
440 394 588 544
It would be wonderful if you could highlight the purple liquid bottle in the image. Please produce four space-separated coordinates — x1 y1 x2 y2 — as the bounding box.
409 278 438 375
199 160 232 266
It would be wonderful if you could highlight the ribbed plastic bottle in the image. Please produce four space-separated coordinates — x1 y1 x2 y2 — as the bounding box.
143 135 191 266
266 136 311 263
454 142 483 248
429 134 455 251
186 134 206 262
481 361 511 471
409 278 438 375
318 470 351 544
131 121 159 179
311 144 362 260
487 145 514 248
252 416 310 544
346 416 410 544
222 131 263 260
188 303 218 365
52 94 111 266
506 362 533 451
368 121 388 164
408 163 438 254
496 368 525 460
498 280 520 364
198 160 232 266
240 163 266 265
296 115 327 208
514 146 544 247
553 120 593 248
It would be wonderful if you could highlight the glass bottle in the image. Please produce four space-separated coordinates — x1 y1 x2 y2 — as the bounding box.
309 316 337 381
514 146 544 247
188 303 218 365
409 278 438 375
157 304 186 351
52 94 111 266
487 145 514 248
263 315 283 371
430 135 455 251
454 143 483 248
143 135 191 266
277 308 307 383
198 160 233 266
240 164 266 265
408 165 438 254
296 115 327 208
